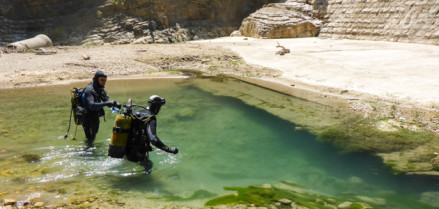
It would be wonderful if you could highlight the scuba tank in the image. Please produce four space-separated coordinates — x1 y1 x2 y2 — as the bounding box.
109 113 132 158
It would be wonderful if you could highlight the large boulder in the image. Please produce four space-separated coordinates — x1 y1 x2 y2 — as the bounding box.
239 0 322 39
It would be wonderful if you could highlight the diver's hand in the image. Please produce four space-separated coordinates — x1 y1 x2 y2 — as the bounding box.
167 147 179 154
106 101 121 108
105 100 115 107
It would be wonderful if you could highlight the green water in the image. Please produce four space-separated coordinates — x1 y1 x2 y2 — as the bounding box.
0 78 438 208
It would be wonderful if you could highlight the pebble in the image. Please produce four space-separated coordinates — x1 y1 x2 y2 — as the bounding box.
278 198 292 204
34 202 45 207
338 201 353 208
262 184 272 189
3 198 17 205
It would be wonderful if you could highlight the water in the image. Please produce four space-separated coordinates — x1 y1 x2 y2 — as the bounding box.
0 78 438 208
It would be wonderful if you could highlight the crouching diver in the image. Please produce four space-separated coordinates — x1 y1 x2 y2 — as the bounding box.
124 95 178 173
83 70 120 146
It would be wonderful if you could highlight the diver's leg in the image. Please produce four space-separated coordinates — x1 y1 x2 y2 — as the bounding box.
88 116 100 146
140 156 153 175
83 114 99 146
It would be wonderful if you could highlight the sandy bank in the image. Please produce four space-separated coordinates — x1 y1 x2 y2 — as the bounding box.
195 37 439 107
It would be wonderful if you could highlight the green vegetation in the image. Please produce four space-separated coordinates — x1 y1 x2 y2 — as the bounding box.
165 189 218 202
111 0 126 6
318 116 436 153
204 181 375 209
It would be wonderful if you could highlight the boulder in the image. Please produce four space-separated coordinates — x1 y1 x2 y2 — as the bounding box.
3 197 17 206
239 0 322 39
230 30 242 37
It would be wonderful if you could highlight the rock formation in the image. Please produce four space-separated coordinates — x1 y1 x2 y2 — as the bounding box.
0 0 104 45
0 0 277 45
238 0 323 39
1 0 438 45
320 0 439 45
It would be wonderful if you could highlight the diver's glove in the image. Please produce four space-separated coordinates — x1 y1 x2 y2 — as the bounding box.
167 147 179 154
105 101 121 108
105 101 115 107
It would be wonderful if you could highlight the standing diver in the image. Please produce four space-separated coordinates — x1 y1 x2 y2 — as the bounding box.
122 95 178 172
83 70 120 146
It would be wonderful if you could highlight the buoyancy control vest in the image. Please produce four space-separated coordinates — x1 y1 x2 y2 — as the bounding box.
108 105 155 161
70 87 86 125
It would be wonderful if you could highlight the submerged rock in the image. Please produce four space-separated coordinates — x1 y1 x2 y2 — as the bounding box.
337 201 353 209
177 108 196 119
356 196 386 206
22 152 40 163
420 192 439 208
278 198 292 204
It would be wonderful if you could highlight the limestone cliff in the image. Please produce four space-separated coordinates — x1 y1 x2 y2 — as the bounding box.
320 0 439 45
0 0 277 45
0 0 104 45
1 0 438 46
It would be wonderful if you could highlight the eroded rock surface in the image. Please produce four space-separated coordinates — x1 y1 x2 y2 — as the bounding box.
0 0 277 45
239 0 323 38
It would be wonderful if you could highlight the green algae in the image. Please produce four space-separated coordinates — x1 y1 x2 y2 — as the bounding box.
204 181 378 209
317 116 436 153
204 180 439 209
165 189 218 202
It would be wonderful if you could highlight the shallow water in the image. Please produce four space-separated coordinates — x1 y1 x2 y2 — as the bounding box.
0 78 438 208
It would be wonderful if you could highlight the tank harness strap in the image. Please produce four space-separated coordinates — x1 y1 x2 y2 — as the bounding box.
113 127 130 134
129 114 155 122
142 114 155 122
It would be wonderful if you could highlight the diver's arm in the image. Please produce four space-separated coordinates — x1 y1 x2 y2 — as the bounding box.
146 119 178 154
83 87 113 110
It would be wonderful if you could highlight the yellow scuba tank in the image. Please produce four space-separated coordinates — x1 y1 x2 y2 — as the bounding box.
108 114 132 158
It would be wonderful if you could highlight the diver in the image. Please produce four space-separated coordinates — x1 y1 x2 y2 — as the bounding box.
82 70 120 146
124 95 178 173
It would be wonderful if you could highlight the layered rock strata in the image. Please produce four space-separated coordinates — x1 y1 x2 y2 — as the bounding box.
238 0 323 38
320 0 439 45
0 0 103 45
0 0 277 45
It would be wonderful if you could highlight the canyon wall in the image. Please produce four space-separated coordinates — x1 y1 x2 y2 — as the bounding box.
0 0 277 45
0 0 438 46
320 0 439 45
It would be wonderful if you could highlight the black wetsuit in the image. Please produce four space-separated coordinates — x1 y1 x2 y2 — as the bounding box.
146 116 170 151
125 109 172 162
82 82 111 145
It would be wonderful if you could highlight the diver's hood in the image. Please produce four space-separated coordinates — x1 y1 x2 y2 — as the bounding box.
148 95 166 115
93 70 107 88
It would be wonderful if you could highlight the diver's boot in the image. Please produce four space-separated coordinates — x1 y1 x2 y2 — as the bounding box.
86 138 95 147
140 159 153 175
